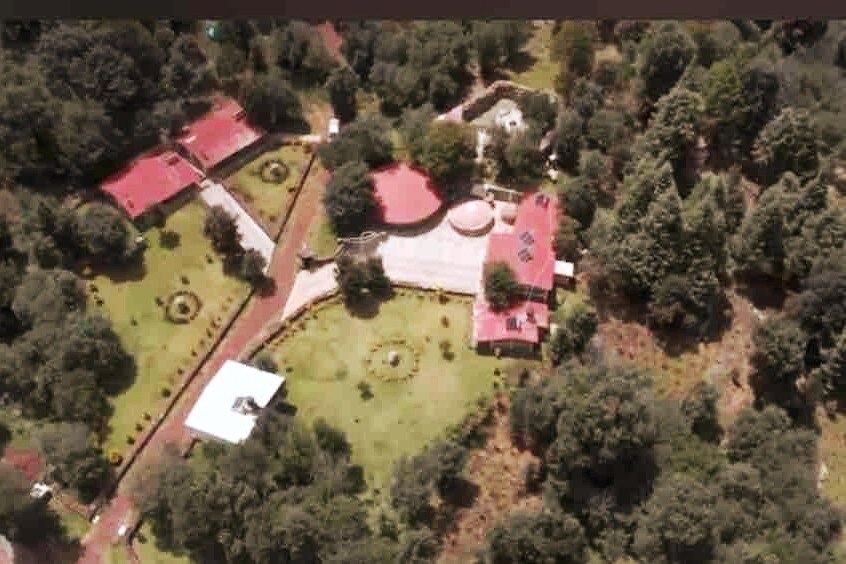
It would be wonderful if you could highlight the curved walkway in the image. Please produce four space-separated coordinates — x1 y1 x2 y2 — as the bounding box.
77 169 328 564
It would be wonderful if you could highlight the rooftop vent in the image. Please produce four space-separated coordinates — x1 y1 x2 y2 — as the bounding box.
535 193 549 207
232 396 260 415
518 248 533 262
520 231 534 245
233 108 246 120
506 317 519 331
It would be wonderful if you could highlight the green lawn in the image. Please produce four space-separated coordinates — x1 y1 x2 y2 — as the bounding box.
507 21 558 91
306 205 338 258
266 291 505 493
89 200 249 454
53 504 90 540
227 144 312 228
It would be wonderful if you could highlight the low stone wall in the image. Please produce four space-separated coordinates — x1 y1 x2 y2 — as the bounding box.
462 80 553 123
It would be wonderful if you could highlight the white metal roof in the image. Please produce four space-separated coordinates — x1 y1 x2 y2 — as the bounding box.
555 260 575 278
184 360 285 444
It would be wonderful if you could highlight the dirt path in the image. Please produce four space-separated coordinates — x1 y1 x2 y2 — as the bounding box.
77 171 327 564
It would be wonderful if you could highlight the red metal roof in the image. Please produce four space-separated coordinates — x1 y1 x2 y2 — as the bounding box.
177 98 264 170
473 298 550 344
372 163 444 226
484 191 558 292
100 151 203 219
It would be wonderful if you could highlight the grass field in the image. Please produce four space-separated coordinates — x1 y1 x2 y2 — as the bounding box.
507 21 558 91
265 291 505 493
227 144 312 229
306 204 338 257
88 200 249 454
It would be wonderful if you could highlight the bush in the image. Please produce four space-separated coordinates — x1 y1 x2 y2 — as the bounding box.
254 352 279 373
159 229 181 249
161 386 172 398
108 450 123 466
439 339 455 361
441 315 450 327
357 380 373 400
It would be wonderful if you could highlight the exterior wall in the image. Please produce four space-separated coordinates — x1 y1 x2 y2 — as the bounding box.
476 339 538 357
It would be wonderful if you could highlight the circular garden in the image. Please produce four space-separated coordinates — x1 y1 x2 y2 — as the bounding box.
259 159 290 184
365 338 422 382
164 290 202 324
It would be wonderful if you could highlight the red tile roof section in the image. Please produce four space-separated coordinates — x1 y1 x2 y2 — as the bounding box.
177 98 264 170
473 298 550 344
484 191 558 292
372 163 444 226
100 151 203 219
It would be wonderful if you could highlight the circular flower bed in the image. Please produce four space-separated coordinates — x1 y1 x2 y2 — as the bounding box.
365 339 422 382
259 159 290 184
164 290 202 324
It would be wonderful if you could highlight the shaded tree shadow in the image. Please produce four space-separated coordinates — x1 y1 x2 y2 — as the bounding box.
94 258 149 285
440 477 480 509
101 353 138 397
345 295 385 319
0 421 11 451
281 116 313 136
651 293 735 357
255 275 277 298
734 275 788 310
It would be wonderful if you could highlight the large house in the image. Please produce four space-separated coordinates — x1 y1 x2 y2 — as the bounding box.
100 150 203 221
176 98 265 174
184 360 285 445
484 191 559 303
474 190 573 354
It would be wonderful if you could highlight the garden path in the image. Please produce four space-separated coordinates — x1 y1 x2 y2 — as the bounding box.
77 169 327 564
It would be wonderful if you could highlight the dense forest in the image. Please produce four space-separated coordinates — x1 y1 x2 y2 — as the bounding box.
1 18 846 564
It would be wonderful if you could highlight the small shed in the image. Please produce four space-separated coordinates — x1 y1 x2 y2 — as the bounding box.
328 118 340 139
555 260 575 286
184 360 285 444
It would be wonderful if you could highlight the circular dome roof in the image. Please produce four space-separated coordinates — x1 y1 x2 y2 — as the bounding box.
448 199 495 236
500 202 518 224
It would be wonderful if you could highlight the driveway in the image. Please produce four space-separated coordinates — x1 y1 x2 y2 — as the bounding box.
200 179 274 272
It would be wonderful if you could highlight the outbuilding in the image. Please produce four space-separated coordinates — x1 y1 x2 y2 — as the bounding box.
184 360 285 445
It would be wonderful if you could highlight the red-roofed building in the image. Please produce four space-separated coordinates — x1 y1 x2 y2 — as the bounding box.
484 191 559 303
177 98 265 173
372 163 444 227
473 191 561 354
472 297 550 353
100 150 203 220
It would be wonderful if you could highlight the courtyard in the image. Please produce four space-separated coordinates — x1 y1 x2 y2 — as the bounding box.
265 291 509 494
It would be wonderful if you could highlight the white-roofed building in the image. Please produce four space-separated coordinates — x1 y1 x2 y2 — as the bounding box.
554 260 575 287
184 360 285 444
